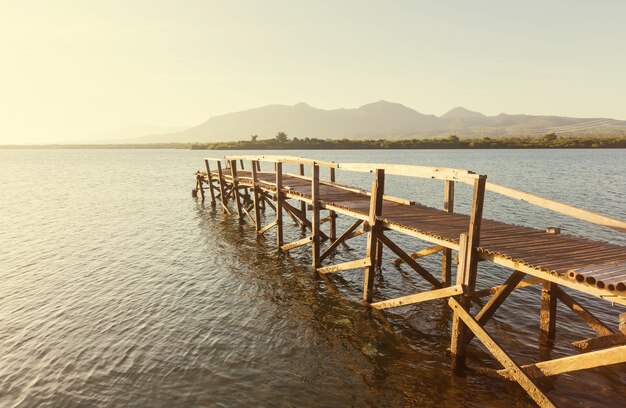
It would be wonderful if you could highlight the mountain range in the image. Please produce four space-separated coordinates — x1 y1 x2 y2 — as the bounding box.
126 101 626 143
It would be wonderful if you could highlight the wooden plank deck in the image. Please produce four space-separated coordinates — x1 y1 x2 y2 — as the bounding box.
212 168 626 301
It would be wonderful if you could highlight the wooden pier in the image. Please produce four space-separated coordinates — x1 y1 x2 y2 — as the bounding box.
192 155 626 407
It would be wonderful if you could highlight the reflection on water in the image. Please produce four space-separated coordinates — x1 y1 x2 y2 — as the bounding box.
0 149 624 407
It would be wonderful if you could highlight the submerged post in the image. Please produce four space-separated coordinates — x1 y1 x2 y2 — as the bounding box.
363 169 385 303
229 159 243 219
204 159 216 206
540 281 558 340
276 162 284 247
442 180 455 286
251 160 261 232
299 163 307 230
311 163 321 271
329 167 337 241
450 175 486 373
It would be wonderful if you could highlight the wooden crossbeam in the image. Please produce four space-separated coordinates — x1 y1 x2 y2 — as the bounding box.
319 219 364 262
448 298 555 408
555 286 614 337
464 271 526 344
472 276 542 298
282 200 329 240
280 236 312 251
371 285 464 310
390 245 444 266
378 233 442 289
241 204 255 225
258 220 277 235
317 258 371 274
572 332 626 351
496 345 626 381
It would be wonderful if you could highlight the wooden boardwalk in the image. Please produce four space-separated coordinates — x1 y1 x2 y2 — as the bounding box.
193 155 626 407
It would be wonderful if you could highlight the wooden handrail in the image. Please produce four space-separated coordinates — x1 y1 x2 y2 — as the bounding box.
337 162 480 183
486 182 626 233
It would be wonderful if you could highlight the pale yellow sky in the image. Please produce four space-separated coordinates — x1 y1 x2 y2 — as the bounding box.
1 1 625 144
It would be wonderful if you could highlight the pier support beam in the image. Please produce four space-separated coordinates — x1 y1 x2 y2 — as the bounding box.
229 160 243 219
204 160 216 206
540 281 558 341
276 162 284 248
311 164 321 272
363 169 385 303
442 180 454 286
216 161 231 214
251 161 261 232
299 163 307 230
328 167 337 241
450 175 487 373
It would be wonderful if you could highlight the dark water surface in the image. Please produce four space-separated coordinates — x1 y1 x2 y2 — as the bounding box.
1 149 625 407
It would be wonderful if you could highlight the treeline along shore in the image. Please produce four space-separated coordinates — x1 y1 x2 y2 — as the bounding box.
194 134 626 150
3 135 626 150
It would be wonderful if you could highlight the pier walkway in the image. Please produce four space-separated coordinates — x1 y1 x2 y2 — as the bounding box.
192 155 626 407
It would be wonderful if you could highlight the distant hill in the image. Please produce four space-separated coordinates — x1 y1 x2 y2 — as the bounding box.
125 101 626 143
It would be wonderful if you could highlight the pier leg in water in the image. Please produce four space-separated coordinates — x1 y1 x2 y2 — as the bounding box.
450 175 486 373
276 162 284 248
311 164 321 272
442 180 454 286
229 159 243 220
540 281 558 341
363 169 385 303
299 163 307 230
328 167 337 241
204 159 216 206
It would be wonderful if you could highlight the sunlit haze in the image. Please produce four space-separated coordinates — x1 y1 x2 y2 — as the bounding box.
1 0 625 144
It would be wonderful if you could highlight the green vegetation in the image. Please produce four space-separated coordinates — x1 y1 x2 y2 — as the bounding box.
194 133 626 150
3 133 625 150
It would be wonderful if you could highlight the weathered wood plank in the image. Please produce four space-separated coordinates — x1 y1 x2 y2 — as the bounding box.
390 245 444 266
280 235 312 251
371 285 464 310
317 258 371 274
496 345 626 380
486 181 626 233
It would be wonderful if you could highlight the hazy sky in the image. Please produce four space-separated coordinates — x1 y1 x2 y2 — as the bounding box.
2 0 625 143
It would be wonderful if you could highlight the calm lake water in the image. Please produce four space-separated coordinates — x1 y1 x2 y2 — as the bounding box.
1 149 625 407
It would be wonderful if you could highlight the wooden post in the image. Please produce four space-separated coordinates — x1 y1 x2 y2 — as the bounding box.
239 159 245 169
192 175 198 198
216 161 231 214
540 281 558 340
450 175 487 373
204 159 216 206
257 161 265 210
229 159 243 219
197 173 205 200
299 163 307 230
251 160 261 232
442 180 454 286
311 164 321 271
329 167 337 241
276 162 284 247
363 169 385 303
